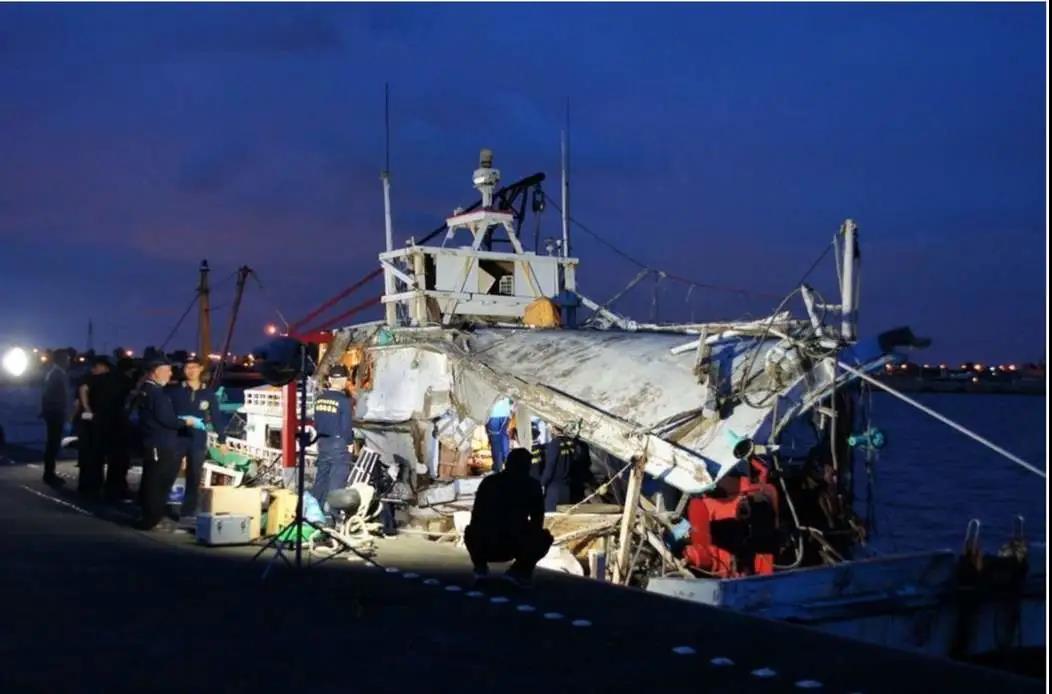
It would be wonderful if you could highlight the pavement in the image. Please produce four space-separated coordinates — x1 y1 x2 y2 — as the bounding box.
0 452 1041 693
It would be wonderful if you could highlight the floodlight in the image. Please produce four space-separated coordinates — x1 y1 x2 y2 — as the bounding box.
2 347 29 377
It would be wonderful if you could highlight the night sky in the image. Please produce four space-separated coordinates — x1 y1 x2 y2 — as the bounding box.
1 4 1045 363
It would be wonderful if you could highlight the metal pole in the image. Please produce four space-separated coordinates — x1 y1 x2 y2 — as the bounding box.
560 106 571 259
382 84 397 326
198 259 212 363
839 219 857 342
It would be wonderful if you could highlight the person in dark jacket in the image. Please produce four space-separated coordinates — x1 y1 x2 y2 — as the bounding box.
167 356 224 518
540 427 592 512
39 349 71 487
76 356 123 498
137 358 196 531
464 448 553 587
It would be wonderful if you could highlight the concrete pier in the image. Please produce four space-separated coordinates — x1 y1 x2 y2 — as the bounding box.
0 454 1040 693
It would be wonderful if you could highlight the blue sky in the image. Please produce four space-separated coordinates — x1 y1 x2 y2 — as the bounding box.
0 3 1045 362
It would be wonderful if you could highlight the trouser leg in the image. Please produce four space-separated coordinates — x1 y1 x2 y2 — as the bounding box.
510 527 554 578
105 426 130 498
140 446 180 529
43 414 63 479
80 424 108 496
311 457 333 506
464 525 488 573
181 444 206 516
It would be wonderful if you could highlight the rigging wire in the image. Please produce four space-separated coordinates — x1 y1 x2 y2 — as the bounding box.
837 361 1045 479
159 292 202 350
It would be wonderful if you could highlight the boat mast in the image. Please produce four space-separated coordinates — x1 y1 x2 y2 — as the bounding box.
213 265 251 385
560 100 571 259
839 219 859 342
197 259 212 362
381 83 397 326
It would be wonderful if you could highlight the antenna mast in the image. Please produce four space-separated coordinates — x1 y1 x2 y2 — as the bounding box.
560 99 571 258
381 83 397 326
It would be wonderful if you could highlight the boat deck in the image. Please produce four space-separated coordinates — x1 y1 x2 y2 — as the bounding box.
0 454 1040 693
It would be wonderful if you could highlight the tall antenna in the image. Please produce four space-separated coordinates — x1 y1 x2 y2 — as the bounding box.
560 98 571 258
381 83 397 325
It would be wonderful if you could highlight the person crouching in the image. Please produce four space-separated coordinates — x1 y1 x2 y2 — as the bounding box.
464 448 554 587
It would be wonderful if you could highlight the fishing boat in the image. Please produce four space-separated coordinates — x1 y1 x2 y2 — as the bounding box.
209 149 1045 668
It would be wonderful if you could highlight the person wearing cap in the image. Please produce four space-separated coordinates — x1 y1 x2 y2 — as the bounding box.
167 356 225 518
311 364 354 509
75 356 123 498
137 357 197 531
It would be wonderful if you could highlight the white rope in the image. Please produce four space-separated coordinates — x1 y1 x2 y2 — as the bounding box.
837 361 1045 479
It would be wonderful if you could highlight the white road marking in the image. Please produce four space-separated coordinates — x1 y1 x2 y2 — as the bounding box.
19 485 90 516
795 681 822 689
465 590 484 598
444 585 462 592
385 567 400 573
403 572 419 579
422 578 441 586
489 596 509 604
710 657 735 667
671 646 696 656
542 612 564 620
571 619 592 627
515 604 536 613
752 668 777 678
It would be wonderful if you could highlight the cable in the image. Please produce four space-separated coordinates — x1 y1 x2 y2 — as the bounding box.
159 292 202 350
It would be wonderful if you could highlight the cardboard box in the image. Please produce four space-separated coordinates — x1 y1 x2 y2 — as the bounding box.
265 489 298 536
199 487 262 539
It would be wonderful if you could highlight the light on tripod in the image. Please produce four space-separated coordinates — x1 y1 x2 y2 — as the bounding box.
3 347 29 377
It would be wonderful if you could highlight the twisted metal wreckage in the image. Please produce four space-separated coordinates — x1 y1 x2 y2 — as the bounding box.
213 150 1044 662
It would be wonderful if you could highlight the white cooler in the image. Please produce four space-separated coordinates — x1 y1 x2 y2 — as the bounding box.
196 513 254 546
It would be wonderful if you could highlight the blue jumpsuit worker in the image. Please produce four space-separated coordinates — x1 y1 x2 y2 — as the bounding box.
137 358 197 531
541 431 592 512
464 448 553 586
167 356 224 517
485 397 512 473
311 364 353 508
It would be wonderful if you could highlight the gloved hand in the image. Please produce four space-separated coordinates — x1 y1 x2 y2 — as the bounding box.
183 416 206 431
80 412 94 421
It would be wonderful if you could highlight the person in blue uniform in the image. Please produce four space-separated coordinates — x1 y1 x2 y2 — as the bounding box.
137 358 197 531
311 364 353 508
167 356 225 518
485 397 512 473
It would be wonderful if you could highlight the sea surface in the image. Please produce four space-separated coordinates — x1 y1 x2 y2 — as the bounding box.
1 385 1045 554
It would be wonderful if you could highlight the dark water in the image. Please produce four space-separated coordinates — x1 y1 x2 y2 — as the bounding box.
858 393 1046 554
2 386 1045 553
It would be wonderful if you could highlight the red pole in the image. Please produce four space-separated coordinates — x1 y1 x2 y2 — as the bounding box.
282 382 297 469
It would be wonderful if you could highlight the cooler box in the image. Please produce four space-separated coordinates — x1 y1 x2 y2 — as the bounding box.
200 487 262 539
196 513 253 546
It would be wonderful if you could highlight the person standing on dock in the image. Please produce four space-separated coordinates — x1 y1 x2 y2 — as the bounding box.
167 356 224 519
76 356 122 498
311 364 353 508
39 349 71 487
485 397 512 473
136 358 197 531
